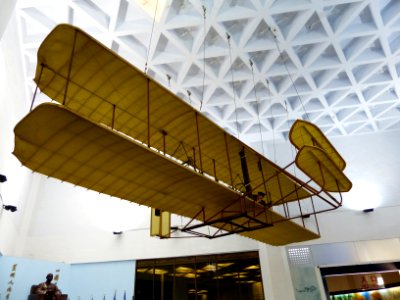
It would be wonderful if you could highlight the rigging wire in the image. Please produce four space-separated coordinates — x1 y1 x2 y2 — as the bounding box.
269 26 310 177
187 90 192 106
166 73 171 88
265 79 277 163
269 27 310 122
200 4 207 112
201 9 209 243
284 99 298 176
227 33 240 139
249 59 265 156
200 0 211 241
144 0 160 74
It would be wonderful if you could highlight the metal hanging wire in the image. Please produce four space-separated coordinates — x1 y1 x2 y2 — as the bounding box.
269 27 317 219
200 4 207 112
249 59 266 156
166 73 171 88
268 25 314 173
203 26 210 243
187 90 192 106
284 98 299 176
269 27 310 122
227 32 240 139
265 78 277 163
144 0 160 74
29 65 44 111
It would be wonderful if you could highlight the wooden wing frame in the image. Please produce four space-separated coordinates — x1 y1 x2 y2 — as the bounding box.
13 24 351 245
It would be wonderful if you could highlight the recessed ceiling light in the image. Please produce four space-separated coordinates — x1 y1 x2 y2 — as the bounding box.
244 265 260 270
176 266 194 273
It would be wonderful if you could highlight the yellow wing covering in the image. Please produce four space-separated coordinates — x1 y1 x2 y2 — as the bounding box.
32 23 311 204
296 146 352 192
289 119 346 170
12 24 355 245
14 103 320 245
150 208 171 238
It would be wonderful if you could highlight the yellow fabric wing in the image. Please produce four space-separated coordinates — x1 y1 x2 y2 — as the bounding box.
33 24 311 204
14 103 320 245
289 119 346 170
295 146 352 192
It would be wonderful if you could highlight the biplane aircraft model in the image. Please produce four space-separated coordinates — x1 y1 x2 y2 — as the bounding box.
13 24 352 246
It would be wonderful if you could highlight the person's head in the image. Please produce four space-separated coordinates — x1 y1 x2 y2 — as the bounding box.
46 273 54 283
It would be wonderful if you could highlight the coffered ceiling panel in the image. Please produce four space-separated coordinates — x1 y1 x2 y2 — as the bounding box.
15 0 400 146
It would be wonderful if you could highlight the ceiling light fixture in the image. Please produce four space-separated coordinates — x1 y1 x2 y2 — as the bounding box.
363 208 374 213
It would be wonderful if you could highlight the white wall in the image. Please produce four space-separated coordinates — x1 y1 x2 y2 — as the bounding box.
259 244 297 300
308 206 400 245
6 112 400 300
0 0 16 39
0 10 33 256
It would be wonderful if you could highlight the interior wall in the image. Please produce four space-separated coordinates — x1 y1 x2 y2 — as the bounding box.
259 244 297 300
0 0 16 39
310 207 400 245
309 238 400 266
70 260 135 300
0 10 33 256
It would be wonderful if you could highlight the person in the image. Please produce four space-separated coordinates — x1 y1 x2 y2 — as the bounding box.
35 273 61 300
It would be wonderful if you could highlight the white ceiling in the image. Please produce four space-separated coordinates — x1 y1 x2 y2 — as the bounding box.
15 0 400 146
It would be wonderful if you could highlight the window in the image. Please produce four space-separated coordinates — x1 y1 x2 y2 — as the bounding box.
135 251 264 300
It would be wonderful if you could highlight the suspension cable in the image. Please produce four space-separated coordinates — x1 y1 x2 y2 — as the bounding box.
249 59 265 156
266 78 277 162
200 4 207 112
284 99 298 176
227 33 240 139
144 0 160 74
187 90 192 106
269 27 310 122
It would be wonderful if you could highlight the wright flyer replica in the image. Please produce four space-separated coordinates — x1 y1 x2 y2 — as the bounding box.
13 24 352 246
